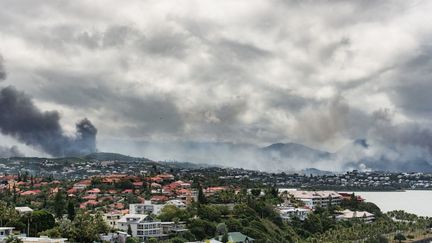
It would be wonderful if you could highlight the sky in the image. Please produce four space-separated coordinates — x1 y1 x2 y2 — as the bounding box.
1 0 432 170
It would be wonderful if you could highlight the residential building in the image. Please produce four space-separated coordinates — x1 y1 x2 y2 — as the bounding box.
20 236 68 243
15 206 34 215
103 211 123 229
0 227 14 241
285 190 342 208
278 207 311 221
117 214 164 242
160 222 188 235
336 209 375 222
99 231 129 243
129 202 164 215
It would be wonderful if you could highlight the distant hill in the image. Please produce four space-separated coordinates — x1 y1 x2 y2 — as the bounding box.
261 142 331 160
299 168 335 176
84 152 151 162
5 139 432 173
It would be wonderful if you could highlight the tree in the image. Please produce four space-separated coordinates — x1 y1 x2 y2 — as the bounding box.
53 191 65 219
5 235 23 243
126 237 140 243
221 232 229 243
216 223 228 236
158 205 189 222
67 201 75 220
30 210 56 237
188 218 216 240
394 233 407 243
147 238 158 243
72 211 103 242
171 237 186 243
94 212 110 234
251 188 261 197
197 185 207 204
38 227 62 238
127 224 133 236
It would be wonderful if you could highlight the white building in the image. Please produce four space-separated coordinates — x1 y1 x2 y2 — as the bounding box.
20 236 68 243
0 227 14 241
15 207 34 215
278 207 311 221
285 190 342 208
0 228 67 243
165 199 187 209
104 212 123 229
99 231 129 243
117 214 164 242
336 209 375 223
129 202 164 215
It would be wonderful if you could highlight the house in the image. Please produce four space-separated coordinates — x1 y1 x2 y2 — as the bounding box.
165 199 187 209
99 231 129 243
0 227 14 240
86 188 101 195
104 211 123 229
129 202 164 215
0 228 67 243
278 206 311 221
335 209 375 222
15 206 34 215
284 190 342 208
205 187 227 196
213 232 255 243
338 192 365 202
73 180 91 190
158 174 175 181
161 221 188 235
20 190 42 196
116 214 164 242
19 236 68 243
150 195 169 204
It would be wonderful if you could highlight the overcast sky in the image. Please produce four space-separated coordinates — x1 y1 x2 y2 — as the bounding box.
1 0 432 162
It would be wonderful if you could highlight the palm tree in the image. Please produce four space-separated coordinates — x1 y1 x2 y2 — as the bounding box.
394 232 406 243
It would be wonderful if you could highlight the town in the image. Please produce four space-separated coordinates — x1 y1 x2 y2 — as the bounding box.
2 154 432 191
0 154 432 242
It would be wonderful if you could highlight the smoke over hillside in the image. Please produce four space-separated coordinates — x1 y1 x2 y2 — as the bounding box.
0 55 97 157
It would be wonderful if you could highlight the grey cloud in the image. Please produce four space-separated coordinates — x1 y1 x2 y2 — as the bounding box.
33 70 184 137
0 145 23 158
138 32 192 59
387 45 432 117
218 39 272 61
1 0 432 172
0 55 5 81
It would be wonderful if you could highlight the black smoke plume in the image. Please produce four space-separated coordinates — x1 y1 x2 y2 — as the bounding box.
0 87 97 156
0 55 97 157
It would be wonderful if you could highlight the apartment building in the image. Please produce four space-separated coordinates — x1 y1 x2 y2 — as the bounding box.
117 214 164 242
285 190 342 208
